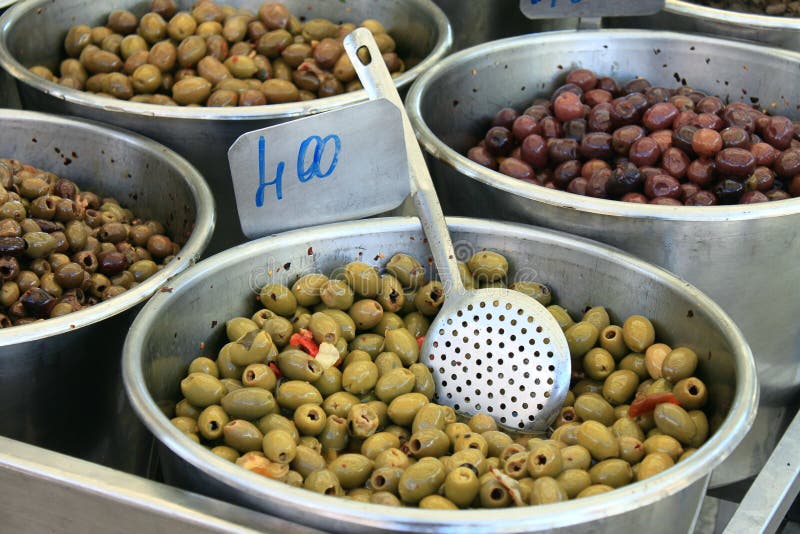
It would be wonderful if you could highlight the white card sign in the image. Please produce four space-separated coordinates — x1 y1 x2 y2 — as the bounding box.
520 0 664 18
228 98 410 238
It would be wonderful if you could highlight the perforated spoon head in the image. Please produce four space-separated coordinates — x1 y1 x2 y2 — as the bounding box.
421 287 571 433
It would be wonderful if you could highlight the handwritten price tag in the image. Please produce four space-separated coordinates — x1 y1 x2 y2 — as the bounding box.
519 0 663 18
228 98 410 238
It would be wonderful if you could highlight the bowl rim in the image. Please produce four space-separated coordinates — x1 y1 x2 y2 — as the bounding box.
405 29 800 223
0 0 452 121
665 0 800 29
122 216 758 531
0 109 215 345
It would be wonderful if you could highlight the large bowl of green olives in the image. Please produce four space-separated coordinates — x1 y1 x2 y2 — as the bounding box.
0 0 452 253
0 109 214 474
123 217 756 532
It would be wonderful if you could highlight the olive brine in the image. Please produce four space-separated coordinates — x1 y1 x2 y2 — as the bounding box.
171 250 712 509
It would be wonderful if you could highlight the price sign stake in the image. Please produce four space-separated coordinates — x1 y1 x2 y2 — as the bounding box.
519 0 664 19
228 98 410 238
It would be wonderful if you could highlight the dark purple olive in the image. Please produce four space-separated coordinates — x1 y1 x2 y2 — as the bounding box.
722 107 756 134
629 137 661 167
644 174 681 199
720 127 750 150
621 192 648 203
547 138 578 164
587 103 613 133
686 158 716 187
643 102 679 131
606 162 643 198
492 107 519 130
739 191 769 204
626 93 649 114
0 257 20 281
623 77 651 94
670 97 695 113
695 113 723 131
714 178 745 204
566 177 588 196
764 116 794 150
790 175 800 197
467 146 497 170
539 117 563 139
649 197 683 206
774 148 800 178
512 115 540 141
610 98 638 127
597 76 620 95
562 119 587 142
484 126 514 156
686 190 718 206
745 166 775 192
499 157 535 181
680 183 701 202
550 83 583 104
580 132 613 159
53 179 77 200
644 87 671 106
0 236 27 257
611 125 645 155
671 125 698 155
553 160 582 189
524 104 550 121
98 251 129 276
20 287 57 318
695 96 724 115
662 147 690 179
715 148 756 177
767 189 791 201
520 134 548 170
586 168 611 198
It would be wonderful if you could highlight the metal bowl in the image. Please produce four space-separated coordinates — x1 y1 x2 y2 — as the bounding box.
406 29 800 487
0 0 451 254
0 0 17 107
0 110 214 474
433 0 577 51
606 0 800 50
123 216 756 533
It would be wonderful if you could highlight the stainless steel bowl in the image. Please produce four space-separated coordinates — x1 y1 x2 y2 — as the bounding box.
123 216 757 533
0 0 451 254
433 0 577 51
0 110 214 474
406 29 800 487
606 0 800 50
0 0 17 108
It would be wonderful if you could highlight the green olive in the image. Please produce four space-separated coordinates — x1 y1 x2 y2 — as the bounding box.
343 349 371 367
583 348 616 381
414 281 444 316
398 457 446 504
229 329 275 367
372 312 405 336
467 251 507 283
259 284 297 317
226 316 259 342
221 387 276 420
454 432 488 456
653 403 697 445
619 353 649 380
526 443 563 478
622 315 656 352
347 403 380 439
574 393 615 426
419 495 458 510
369 466 403 494
672 377 708 410
375 351 404 376
577 484 614 498
180 372 225 407
222 419 264 453
555 468 592 499
387 392 429 426
343 262 381 297
636 452 674 481
385 253 425 288
479 478 512 508
412 404 447 434
291 445 326 478
374 447 411 470
263 316 294 347
582 306 611 332
314 365 342 397
319 415 349 452
348 299 384 330
643 434 684 461
687 410 709 449
547 305 575 330
409 363 436 400
242 363 277 390
361 431 400 460
303 468 344 496
276 380 322 410
530 476 568 505
291 273 328 307
404 312 430 338
600 325 627 360
588 458 632 488
565 321 600 359
407 428 450 458
342 360 379 395
322 391 360 418
445 422 473 445
321 309 356 341
379 327 418 366
482 430 513 458
661 347 698 383
576 420 619 461
602 369 640 406
320 279 354 310
618 436 645 464
308 311 341 345
211 445 239 463
349 333 385 357
263 429 297 464
508 281 551 306
277 348 324 382
377 274 405 313
171 416 198 434
216 343 245 380
175 398 200 419
327 453 374 489
293 403 327 436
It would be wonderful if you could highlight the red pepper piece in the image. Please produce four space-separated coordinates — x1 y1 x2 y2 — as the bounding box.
268 362 283 379
416 336 425 350
289 330 319 357
628 392 681 418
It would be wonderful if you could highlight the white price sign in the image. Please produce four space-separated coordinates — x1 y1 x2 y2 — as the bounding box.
228 98 410 238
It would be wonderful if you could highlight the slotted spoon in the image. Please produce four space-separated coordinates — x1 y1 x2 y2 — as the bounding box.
343 29 571 432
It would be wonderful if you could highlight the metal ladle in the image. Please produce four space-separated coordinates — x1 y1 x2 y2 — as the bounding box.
343 29 571 432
